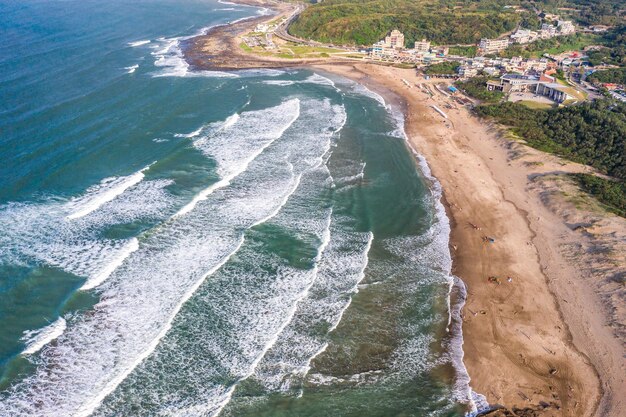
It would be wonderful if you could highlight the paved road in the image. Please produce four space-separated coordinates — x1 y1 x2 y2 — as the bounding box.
272 4 309 44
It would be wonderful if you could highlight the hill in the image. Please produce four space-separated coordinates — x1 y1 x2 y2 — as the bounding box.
289 0 625 47
288 0 521 46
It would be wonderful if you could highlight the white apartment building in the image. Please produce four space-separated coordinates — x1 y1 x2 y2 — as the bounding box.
479 38 509 54
414 39 430 52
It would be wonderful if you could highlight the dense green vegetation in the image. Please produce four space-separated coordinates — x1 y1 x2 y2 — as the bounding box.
449 45 478 57
289 0 520 46
424 61 460 75
572 173 626 217
455 77 504 102
587 25 626 66
540 0 626 26
475 100 626 179
588 68 626 84
499 33 600 58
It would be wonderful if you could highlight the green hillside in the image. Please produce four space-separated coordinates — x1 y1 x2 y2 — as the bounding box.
289 0 522 46
289 0 625 47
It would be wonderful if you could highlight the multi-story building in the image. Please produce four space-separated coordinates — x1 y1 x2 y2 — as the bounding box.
487 73 577 103
479 38 509 54
540 23 557 39
557 20 575 35
510 29 539 44
414 39 430 52
384 30 405 49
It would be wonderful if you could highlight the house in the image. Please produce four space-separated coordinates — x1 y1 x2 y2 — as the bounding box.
557 20 575 35
510 29 538 44
458 66 479 78
540 23 557 39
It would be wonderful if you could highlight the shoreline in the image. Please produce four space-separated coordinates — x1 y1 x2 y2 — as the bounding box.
182 2 625 415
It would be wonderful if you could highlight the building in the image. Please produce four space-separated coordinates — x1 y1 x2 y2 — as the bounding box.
370 42 398 60
432 45 449 56
479 38 509 54
458 66 479 78
487 73 578 103
536 83 575 102
414 39 431 52
487 74 540 93
540 23 557 39
557 20 575 35
510 29 538 44
384 30 405 49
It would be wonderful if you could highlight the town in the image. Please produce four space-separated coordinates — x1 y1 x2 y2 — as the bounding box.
239 10 624 108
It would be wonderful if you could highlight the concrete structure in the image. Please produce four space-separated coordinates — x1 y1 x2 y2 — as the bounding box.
384 29 405 49
432 45 449 56
479 38 509 54
536 83 575 102
557 20 575 35
414 39 430 52
540 23 557 39
487 73 578 103
510 29 539 44
458 66 479 78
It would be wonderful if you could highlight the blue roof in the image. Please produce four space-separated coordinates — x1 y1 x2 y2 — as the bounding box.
448 86 458 92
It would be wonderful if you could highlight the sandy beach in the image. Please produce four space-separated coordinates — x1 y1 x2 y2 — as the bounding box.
182 3 626 415
312 63 625 417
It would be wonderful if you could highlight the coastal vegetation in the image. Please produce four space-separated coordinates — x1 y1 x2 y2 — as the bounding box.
572 173 626 217
289 0 520 46
587 25 626 66
475 100 626 179
588 67 626 84
289 0 623 47
455 77 504 102
498 33 600 58
424 61 460 75
448 45 478 57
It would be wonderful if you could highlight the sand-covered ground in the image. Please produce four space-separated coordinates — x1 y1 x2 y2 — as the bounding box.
183 2 626 415
312 63 625 417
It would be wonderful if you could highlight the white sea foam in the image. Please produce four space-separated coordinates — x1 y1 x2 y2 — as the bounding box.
21 318 67 356
262 80 295 86
125 64 139 74
382 101 484 411
80 238 139 290
0 178 173 284
175 99 300 217
128 40 151 47
67 164 153 220
174 126 204 138
151 34 239 78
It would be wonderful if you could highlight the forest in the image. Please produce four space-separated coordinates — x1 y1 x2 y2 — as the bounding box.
290 0 624 47
588 68 626 84
455 77 504 102
289 0 520 46
475 100 626 180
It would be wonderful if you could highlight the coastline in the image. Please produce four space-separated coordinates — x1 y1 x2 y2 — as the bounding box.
312 62 624 417
181 2 625 415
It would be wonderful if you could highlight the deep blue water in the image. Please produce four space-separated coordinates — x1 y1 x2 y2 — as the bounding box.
0 1 471 415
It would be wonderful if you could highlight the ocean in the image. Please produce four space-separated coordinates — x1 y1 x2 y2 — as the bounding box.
0 0 472 415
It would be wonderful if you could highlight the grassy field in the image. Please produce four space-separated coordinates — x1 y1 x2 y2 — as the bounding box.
239 40 346 59
517 100 554 110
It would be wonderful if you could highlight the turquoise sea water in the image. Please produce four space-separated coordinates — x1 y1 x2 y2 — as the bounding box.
0 1 474 415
